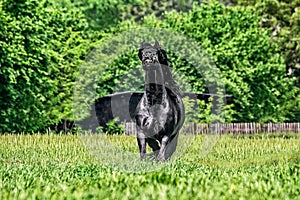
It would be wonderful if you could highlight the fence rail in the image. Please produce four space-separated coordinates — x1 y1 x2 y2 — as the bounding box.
122 122 300 135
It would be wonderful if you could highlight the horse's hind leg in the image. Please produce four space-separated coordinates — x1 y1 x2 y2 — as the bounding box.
156 135 169 161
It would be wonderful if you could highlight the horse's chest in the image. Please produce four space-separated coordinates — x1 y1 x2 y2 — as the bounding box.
136 95 174 134
149 102 170 123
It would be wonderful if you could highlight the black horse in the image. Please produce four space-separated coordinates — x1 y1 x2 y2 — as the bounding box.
135 41 185 161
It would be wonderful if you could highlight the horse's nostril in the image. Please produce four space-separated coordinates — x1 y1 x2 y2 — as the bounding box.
142 118 148 126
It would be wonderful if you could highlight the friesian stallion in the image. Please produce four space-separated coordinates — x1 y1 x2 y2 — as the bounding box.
135 41 185 161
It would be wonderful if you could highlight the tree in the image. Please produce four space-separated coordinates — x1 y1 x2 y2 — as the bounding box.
231 0 300 122
54 0 145 31
0 0 90 132
108 0 296 122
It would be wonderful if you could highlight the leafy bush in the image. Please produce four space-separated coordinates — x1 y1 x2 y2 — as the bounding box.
139 1 296 122
54 0 146 31
106 118 125 135
0 0 90 132
91 1 295 123
1 0 298 133
231 0 300 122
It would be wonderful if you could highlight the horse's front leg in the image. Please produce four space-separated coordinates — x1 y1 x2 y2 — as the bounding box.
156 135 169 161
137 130 147 159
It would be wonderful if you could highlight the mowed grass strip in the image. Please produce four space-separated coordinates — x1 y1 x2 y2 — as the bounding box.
0 133 299 199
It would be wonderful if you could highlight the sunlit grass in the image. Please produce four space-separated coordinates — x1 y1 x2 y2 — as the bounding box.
0 133 299 199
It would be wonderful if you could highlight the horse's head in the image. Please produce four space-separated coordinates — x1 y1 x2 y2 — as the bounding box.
138 41 167 71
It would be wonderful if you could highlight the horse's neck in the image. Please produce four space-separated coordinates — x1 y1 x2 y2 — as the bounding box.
144 67 167 106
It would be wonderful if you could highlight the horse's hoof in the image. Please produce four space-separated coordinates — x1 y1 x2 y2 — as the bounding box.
143 152 155 161
156 154 165 161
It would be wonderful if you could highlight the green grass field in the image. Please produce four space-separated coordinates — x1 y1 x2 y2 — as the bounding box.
1 133 300 199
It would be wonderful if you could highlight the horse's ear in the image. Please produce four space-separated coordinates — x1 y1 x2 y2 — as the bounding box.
154 40 160 49
140 41 146 49
138 48 143 61
138 41 146 61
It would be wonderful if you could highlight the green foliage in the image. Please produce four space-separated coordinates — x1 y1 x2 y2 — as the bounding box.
97 50 143 96
138 1 295 122
0 134 300 199
232 0 300 122
69 0 300 125
106 118 125 135
53 0 145 31
183 97 213 123
86 0 296 123
1 0 299 133
122 0 198 22
0 0 90 132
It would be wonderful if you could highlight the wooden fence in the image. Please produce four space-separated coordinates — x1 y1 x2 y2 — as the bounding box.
122 122 300 135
